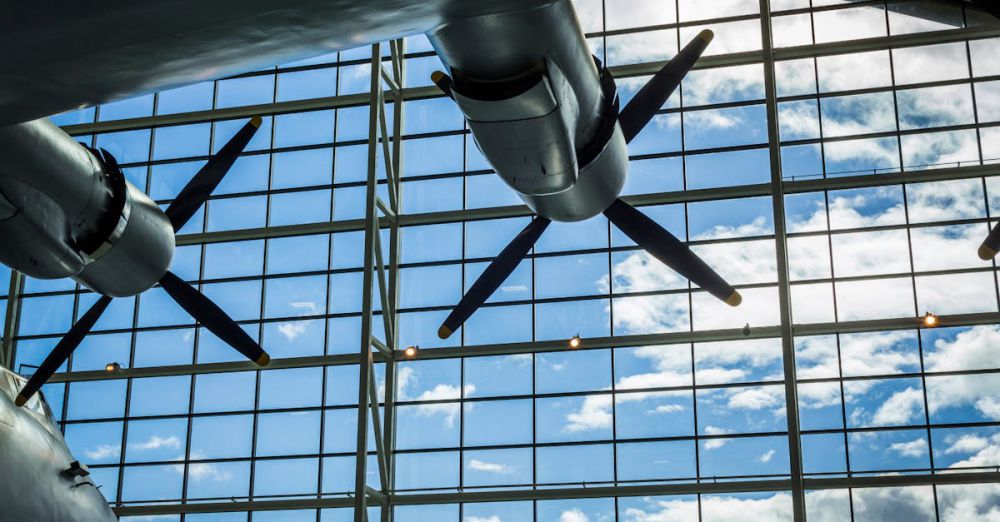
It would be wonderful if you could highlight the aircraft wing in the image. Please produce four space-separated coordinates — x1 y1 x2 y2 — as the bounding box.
0 0 555 126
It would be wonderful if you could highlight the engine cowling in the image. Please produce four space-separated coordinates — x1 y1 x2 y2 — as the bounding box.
452 60 579 196
72 181 174 298
0 119 174 296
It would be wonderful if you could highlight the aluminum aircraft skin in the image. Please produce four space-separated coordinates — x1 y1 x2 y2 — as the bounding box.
0 366 117 521
0 0 996 520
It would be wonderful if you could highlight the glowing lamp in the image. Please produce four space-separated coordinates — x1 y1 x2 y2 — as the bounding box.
923 312 939 328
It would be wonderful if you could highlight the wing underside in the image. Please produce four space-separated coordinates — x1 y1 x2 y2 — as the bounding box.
0 0 556 125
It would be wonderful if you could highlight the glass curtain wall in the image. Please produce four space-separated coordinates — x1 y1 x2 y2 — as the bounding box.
4 0 1000 520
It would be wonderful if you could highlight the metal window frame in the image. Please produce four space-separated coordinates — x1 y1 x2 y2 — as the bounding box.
2 6 1000 522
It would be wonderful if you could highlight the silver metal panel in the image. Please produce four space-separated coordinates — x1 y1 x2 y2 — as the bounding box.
429 0 603 149
519 122 628 221
73 183 175 297
457 67 579 196
0 119 109 229
0 181 86 279
452 76 557 121
0 368 116 521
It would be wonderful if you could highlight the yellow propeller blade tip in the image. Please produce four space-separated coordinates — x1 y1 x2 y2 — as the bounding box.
256 352 271 366
725 291 743 307
14 394 27 407
437 325 453 340
697 29 715 43
250 115 263 128
979 244 997 261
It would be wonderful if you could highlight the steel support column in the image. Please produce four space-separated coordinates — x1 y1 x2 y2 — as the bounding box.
380 36 406 522
758 0 806 520
1 270 22 370
354 38 405 522
353 42 385 522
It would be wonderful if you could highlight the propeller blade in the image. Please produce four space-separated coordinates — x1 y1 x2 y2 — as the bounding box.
165 117 262 231
603 199 741 306
159 271 270 365
16 296 113 406
439 216 551 339
979 221 1000 260
618 30 714 144
431 71 455 99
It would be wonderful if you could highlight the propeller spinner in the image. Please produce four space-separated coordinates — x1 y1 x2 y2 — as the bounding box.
16 117 270 406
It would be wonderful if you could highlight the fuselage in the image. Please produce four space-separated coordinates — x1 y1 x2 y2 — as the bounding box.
0 367 117 521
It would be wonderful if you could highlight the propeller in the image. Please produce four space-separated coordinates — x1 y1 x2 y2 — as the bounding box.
15 117 268 406
979 221 1000 260
619 29 714 143
15 297 111 406
166 116 262 231
435 30 738 338
431 71 455 99
438 217 550 339
604 199 741 305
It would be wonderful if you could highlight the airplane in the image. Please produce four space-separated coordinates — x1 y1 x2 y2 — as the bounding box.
0 365 117 520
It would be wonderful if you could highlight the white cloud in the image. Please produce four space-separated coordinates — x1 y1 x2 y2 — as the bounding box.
871 387 925 426
129 435 181 452
85 444 121 461
465 517 501 522
625 492 793 522
925 326 1000 373
171 452 232 482
277 321 308 341
559 509 590 522
290 301 319 314
565 394 613 432
468 459 513 474
396 366 475 428
944 434 990 455
946 432 1000 469
758 449 776 462
621 488 941 522
187 461 233 482
652 404 685 414
889 437 929 458
703 425 733 450
728 386 783 411
937 483 1000 522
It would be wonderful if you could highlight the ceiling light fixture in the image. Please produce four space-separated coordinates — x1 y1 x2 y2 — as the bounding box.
105 362 122 373
569 334 582 349
404 346 419 358
922 312 939 328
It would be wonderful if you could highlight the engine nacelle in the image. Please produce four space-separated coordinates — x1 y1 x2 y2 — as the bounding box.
0 119 174 296
72 182 174 298
452 60 579 196
518 66 628 222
